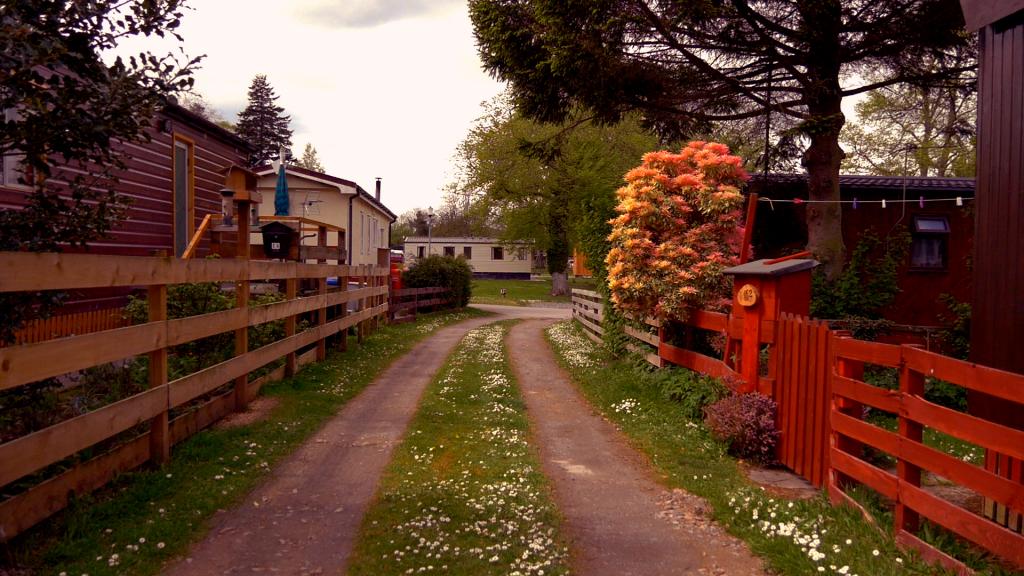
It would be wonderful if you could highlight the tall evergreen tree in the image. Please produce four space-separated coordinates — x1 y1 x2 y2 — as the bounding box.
236 75 293 166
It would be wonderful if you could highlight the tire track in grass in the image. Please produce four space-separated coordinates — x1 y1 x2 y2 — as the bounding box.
348 321 570 576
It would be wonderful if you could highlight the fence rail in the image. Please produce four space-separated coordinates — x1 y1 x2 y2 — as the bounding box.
0 251 389 541
830 336 1024 573
388 287 453 323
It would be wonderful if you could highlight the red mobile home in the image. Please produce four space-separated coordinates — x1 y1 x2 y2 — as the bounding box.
747 174 975 328
0 102 254 311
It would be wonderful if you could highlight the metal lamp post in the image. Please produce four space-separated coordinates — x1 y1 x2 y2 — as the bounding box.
426 206 435 256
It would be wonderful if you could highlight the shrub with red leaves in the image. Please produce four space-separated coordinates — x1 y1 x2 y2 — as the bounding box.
704 393 779 465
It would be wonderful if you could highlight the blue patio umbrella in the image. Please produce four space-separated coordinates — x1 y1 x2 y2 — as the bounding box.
274 163 289 216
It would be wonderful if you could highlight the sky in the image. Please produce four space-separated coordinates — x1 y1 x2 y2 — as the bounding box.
122 0 504 218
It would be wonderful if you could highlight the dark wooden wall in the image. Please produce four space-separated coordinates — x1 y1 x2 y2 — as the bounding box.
972 11 1024 376
0 107 250 310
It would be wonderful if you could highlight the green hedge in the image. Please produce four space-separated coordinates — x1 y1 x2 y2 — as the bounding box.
402 255 472 307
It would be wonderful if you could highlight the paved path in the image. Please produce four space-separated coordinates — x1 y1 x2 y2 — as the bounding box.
507 320 764 576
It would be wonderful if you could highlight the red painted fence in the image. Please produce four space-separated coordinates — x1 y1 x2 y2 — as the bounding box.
571 289 1024 572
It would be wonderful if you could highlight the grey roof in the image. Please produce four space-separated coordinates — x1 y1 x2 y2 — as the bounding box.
749 173 975 193
723 258 819 277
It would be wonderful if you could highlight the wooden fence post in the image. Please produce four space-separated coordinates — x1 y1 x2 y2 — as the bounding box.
897 345 924 534
357 267 366 344
234 203 250 411
148 284 170 464
284 276 297 377
830 331 863 493
338 267 349 352
317 225 328 362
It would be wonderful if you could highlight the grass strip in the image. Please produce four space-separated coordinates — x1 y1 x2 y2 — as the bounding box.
6 309 486 576
470 278 595 306
348 321 570 576
545 320 1017 576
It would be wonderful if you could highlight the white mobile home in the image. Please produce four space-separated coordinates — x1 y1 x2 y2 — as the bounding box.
254 165 396 266
404 237 532 279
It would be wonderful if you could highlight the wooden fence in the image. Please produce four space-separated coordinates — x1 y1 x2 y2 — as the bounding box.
6 307 130 346
0 251 389 541
389 287 453 323
830 336 1024 574
571 289 1024 572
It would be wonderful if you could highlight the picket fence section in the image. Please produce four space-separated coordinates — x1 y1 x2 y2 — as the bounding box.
0 251 390 541
571 289 1024 572
6 307 130 346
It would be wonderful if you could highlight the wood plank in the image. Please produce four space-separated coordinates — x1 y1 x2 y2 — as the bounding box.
0 322 166 391
576 314 604 338
168 389 235 445
900 482 1024 568
0 435 150 543
168 329 319 406
794 317 809 478
658 342 741 381
0 387 166 488
902 396 1024 461
902 346 1024 405
829 448 899 499
298 245 344 261
833 337 902 367
689 309 729 332
895 530 974 576
832 411 900 454
0 252 248 290
624 324 658 346
831 374 902 413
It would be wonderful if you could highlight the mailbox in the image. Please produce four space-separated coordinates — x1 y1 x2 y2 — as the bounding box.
723 255 818 393
261 221 297 259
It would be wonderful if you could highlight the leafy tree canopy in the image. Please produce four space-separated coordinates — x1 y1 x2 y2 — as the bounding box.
236 74 293 166
449 94 658 294
470 0 973 278
295 143 325 172
841 49 976 178
0 0 199 343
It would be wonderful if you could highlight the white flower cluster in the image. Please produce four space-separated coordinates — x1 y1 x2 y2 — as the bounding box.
727 489 905 575
374 324 568 575
546 321 598 369
612 398 640 414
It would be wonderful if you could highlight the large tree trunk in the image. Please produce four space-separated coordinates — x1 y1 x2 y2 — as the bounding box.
803 118 846 280
551 271 569 296
800 2 846 280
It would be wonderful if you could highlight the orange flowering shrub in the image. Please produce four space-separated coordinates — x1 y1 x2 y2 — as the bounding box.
606 141 748 321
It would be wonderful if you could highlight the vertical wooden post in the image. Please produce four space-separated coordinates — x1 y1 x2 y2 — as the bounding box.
897 346 924 534
234 201 251 410
357 266 366 344
284 276 297 377
338 265 349 352
317 225 328 361
830 331 863 493
148 284 170 464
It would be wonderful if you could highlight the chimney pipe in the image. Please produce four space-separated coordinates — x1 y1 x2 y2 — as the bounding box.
375 177 381 202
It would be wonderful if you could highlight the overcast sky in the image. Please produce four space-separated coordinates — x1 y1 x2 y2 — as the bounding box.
123 0 504 217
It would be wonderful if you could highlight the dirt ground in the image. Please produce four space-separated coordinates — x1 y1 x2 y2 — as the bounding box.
161 307 766 575
506 320 766 576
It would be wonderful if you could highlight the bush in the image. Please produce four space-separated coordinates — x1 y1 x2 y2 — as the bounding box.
704 393 779 464
402 255 472 307
652 368 730 420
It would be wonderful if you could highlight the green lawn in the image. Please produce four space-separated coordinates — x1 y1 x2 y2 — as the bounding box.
5 309 486 576
470 277 597 306
544 320 1017 576
348 321 570 576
